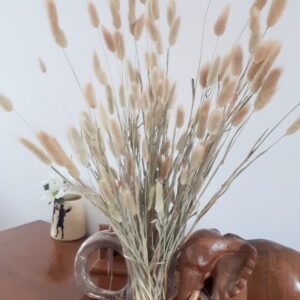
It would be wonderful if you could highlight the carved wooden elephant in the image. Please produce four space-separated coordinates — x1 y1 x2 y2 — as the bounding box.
176 229 300 300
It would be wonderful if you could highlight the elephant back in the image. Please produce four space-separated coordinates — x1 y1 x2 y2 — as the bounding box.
247 239 300 300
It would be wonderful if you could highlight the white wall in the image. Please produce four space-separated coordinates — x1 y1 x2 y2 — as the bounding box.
0 0 300 249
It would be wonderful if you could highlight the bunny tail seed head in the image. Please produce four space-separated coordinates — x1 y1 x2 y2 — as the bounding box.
214 4 230 36
88 1 100 28
84 82 97 109
37 131 69 166
101 26 116 52
169 17 181 46
0 94 13 112
19 137 51 165
207 109 223 135
286 117 300 136
267 0 287 28
46 0 68 48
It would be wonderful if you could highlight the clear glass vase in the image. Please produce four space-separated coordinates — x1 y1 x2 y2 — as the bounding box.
74 231 170 300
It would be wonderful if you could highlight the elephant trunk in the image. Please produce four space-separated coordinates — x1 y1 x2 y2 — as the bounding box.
177 266 204 300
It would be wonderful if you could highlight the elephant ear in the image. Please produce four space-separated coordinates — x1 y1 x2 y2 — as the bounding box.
209 237 257 299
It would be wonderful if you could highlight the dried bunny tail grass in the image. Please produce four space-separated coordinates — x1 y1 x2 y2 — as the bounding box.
38 58 47 73
120 189 137 216
99 178 114 200
249 31 261 55
133 14 144 40
142 139 149 161
176 132 188 152
250 7 260 33
110 118 124 156
67 127 89 166
231 104 250 127
128 0 136 25
196 99 210 139
191 144 205 170
219 54 231 80
146 16 160 42
156 34 164 55
84 82 97 109
231 44 243 76
254 40 273 64
66 159 80 179
167 0 176 27
109 0 121 29
251 41 281 93
254 67 282 111
98 103 110 130
142 89 150 110
160 156 172 180
267 0 287 27
80 111 96 138
0 93 13 112
207 109 223 135
88 1 100 28
114 30 125 60
155 181 164 218
101 26 116 53
148 0 160 20
112 13 122 30
252 0 267 11
176 104 185 128
127 60 138 83
180 168 188 185
118 84 126 107
249 8 261 54
286 117 300 136
46 0 68 48
19 137 51 165
247 60 263 81
37 131 69 166
106 85 115 114
93 52 108 85
217 78 237 107
169 17 181 46
160 140 170 156
214 4 230 36
207 56 221 86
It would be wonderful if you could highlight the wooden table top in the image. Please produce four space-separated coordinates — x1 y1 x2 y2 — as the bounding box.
0 220 90 300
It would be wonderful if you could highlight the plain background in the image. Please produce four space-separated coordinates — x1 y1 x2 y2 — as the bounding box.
0 0 299 249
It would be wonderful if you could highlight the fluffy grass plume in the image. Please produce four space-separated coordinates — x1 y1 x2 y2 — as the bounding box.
267 0 287 27
231 44 243 76
46 0 68 48
19 137 51 165
88 1 100 28
37 131 68 166
84 82 97 109
101 26 116 52
214 5 230 36
254 67 282 111
286 117 300 136
38 58 47 73
0 94 13 112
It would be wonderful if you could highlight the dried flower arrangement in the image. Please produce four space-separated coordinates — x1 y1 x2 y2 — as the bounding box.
1 0 300 299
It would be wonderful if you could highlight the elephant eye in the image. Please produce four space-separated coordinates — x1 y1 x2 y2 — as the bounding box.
192 267 200 274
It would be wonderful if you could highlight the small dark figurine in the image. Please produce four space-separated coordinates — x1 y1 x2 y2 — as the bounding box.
55 204 72 239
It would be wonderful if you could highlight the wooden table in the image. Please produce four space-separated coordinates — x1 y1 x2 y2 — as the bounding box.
0 220 90 300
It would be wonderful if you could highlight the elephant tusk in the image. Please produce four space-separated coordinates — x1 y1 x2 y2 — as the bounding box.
189 290 200 300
